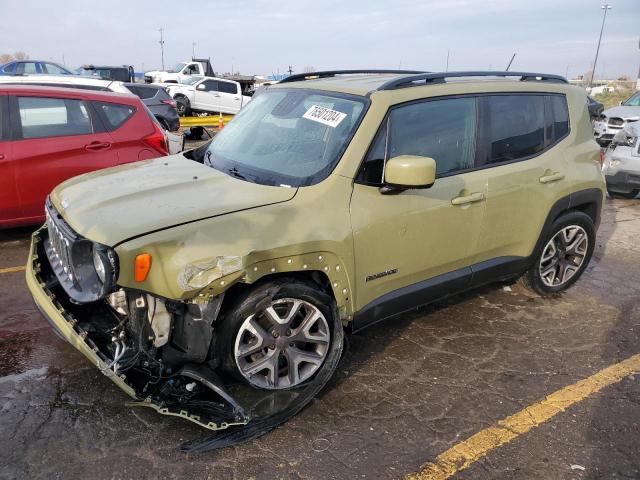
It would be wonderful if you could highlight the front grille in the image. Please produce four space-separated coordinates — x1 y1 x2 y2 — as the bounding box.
45 202 79 288
608 117 624 127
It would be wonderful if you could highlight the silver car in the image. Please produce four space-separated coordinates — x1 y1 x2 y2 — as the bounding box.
603 120 640 198
594 91 640 146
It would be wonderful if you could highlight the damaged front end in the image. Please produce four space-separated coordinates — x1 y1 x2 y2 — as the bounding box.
27 208 248 432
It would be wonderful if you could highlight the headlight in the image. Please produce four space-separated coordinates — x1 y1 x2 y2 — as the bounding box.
93 246 107 283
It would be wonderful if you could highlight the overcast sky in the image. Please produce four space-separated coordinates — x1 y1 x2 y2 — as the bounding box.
3 0 639 79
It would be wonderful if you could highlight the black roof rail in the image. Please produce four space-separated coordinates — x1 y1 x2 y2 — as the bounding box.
279 69 427 84
378 71 568 90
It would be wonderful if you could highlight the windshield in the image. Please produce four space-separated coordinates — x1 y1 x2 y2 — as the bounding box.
623 92 640 107
204 88 367 187
181 76 200 85
169 62 186 73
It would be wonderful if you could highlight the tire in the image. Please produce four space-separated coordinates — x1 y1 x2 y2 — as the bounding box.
523 211 595 295
175 96 191 116
216 278 341 391
190 126 204 140
608 189 639 199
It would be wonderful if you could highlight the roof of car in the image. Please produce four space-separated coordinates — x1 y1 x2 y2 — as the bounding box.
271 71 572 97
0 84 139 103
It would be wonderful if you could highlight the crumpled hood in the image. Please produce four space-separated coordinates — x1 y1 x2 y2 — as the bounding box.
50 155 297 246
602 105 640 120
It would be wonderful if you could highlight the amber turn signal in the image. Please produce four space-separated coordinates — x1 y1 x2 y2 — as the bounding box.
134 253 152 282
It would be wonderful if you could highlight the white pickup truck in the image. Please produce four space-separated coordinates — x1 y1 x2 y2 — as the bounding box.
162 76 252 115
144 58 214 84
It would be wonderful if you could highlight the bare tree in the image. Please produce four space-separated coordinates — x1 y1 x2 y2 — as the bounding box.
13 51 29 60
0 53 13 63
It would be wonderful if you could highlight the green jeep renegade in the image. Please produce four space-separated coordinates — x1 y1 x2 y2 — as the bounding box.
27 70 605 439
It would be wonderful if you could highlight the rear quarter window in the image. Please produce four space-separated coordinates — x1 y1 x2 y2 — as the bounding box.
130 85 159 100
94 101 135 130
545 94 569 144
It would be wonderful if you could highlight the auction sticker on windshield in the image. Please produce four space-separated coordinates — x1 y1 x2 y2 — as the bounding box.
303 105 347 128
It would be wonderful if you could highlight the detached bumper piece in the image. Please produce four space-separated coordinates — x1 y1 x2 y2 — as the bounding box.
26 227 247 432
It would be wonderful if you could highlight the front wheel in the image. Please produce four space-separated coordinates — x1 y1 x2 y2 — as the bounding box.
217 278 340 390
523 211 595 295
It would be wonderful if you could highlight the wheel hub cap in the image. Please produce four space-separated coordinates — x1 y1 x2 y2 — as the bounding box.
234 298 330 390
539 225 588 287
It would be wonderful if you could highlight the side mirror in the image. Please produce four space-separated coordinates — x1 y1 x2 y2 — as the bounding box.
382 155 436 193
196 84 206 91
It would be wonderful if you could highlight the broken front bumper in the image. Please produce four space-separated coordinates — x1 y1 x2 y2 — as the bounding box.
25 227 247 432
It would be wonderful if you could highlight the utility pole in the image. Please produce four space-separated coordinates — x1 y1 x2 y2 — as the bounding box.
446 50 450 72
505 53 516 71
589 4 612 89
192 42 196 58
288 65 293 76
158 28 165 70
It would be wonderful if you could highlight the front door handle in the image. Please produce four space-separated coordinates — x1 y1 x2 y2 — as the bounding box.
451 192 485 206
0 154 5 160
84 141 111 151
539 172 565 184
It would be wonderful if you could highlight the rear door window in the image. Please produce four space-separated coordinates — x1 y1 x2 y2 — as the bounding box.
480 94 545 164
42 63 68 75
94 102 135 130
218 81 238 95
17 96 93 139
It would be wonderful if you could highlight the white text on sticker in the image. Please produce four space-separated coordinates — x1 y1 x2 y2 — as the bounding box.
303 105 347 128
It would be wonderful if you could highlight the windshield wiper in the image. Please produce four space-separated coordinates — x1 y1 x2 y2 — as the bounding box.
227 167 248 181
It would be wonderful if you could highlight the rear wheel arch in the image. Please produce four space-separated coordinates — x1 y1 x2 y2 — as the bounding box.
531 188 602 263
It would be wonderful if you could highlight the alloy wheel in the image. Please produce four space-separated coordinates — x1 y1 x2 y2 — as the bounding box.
539 225 588 287
233 298 330 389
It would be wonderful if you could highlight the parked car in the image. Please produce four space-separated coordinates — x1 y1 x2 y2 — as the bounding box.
145 58 214 84
162 76 251 115
587 96 603 120
122 83 179 131
26 70 604 442
0 85 169 228
0 75 182 150
0 60 74 76
78 64 135 83
593 91 640 145
602 120 640 198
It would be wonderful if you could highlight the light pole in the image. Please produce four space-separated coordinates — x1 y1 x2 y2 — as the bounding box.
192 42 196 59
159 28 165 71
589 4 612 89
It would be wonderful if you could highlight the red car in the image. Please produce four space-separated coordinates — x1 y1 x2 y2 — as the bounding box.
0 85 169 228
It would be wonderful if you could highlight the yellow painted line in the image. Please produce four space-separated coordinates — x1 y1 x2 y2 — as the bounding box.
407 353 640 480
0 265 26 274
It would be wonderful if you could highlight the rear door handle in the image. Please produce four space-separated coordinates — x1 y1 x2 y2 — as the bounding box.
451 192 485 206
0 154 5 160
539 172 564 184
84 141 111 151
